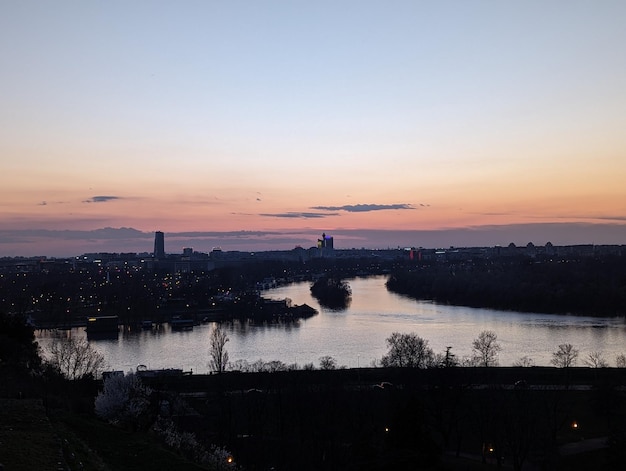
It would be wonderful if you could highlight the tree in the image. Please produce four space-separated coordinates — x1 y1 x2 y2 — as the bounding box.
472 330 501 367
584 351 608 368
208 325 229 373
381 332 434 368
434 346 458 368
319 355 337 370
310 276 351 309
616 353 626 368
0 311 41 372
513 356 535 367
47 337 106 380
95 372 153 430
551 343 579 368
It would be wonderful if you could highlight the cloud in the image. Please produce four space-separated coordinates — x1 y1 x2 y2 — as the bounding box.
83 195 121 203
310 203 415 213
175 230 283 238
0 227 147 241
37 200 69 206
260 212 338 219
547 214 626 223
480 212 626 223
594 216 626 222
245 204 417 220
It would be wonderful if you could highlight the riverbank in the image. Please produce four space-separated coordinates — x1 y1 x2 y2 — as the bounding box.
386 255 626 317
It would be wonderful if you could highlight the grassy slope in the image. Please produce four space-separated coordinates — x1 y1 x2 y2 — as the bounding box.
0 399 60 471
0 398 207 471
50 411 209 471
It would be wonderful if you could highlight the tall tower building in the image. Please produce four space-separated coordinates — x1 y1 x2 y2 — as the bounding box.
153 231 165 259
317 233 334 257
318 232 333 249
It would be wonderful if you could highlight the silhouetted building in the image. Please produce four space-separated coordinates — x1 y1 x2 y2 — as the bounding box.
316 233 334 258
154 231 165 259
318 233 334 250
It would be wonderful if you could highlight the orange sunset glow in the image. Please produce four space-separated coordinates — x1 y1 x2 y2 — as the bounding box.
2 2 626 256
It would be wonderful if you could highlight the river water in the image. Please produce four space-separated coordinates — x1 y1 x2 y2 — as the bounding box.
36 276 626 373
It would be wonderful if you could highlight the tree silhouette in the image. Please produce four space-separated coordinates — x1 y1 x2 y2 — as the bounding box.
47 337 106 380
381 332 434 368
551 343 579 368
584 351 608 368
472 330 501 367
208 325 229 373
310 276 351 309
319 355 338 370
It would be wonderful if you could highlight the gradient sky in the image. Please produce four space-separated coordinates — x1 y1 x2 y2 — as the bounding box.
2 1 626 256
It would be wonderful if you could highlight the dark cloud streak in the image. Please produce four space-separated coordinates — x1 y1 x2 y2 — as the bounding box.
259 212 338 219
311 203 414 212
83 196 121 203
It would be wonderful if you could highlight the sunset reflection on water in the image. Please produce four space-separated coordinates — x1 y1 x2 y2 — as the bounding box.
37 276 626 373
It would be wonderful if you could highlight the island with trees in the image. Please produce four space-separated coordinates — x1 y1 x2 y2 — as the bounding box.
310 276 352 309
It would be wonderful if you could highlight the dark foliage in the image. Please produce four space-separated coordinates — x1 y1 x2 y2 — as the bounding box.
310 276 352 309
142 367 626 471
0 311 41 372
386 255 626 316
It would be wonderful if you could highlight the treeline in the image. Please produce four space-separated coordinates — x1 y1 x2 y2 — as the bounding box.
386 255 626 316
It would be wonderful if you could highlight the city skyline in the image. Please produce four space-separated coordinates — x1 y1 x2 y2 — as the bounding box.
3 224 626 259
2 2 626 257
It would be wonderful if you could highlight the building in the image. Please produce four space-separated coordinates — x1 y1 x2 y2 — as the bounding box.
317 232 334 257
318 233 334 250
154 231 165 259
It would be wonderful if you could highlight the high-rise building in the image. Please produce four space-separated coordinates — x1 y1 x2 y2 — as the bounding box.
153 231 165 259
317 233 334 250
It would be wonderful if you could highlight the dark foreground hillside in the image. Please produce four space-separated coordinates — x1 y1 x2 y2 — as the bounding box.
138 367 626 470
3 366 626 470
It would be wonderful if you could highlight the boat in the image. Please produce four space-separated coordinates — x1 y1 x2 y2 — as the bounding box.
86 315 119 333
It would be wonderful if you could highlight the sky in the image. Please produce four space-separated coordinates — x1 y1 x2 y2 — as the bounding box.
2 1 626 257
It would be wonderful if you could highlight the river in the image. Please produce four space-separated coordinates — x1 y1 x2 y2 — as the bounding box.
36 276 626 373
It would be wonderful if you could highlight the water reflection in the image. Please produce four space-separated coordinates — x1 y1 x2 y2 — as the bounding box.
87 331 119 341
229 318 304 333
36 276 626 373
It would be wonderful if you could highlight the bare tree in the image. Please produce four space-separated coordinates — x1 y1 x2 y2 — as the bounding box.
584 351 608 368
208 325 229 373
513 356 535 367
47 337 106 380
551 343 578 368
381 332 434 368
472 330 501 367
616 353 626 368
319 355 337 370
